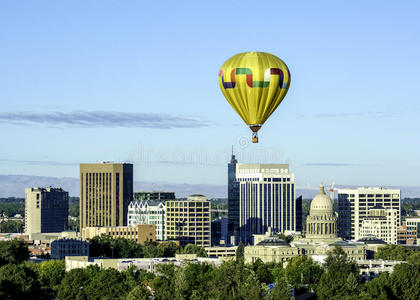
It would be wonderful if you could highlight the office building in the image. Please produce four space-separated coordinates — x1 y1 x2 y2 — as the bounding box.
295 195 303 232
228 154 296 244
82 224 156 244
24 187 69 238
398 217 420 245
133 191 175 202
51 238 89 259
165 194 211 247
359 205 398 244
79 162 133 231
127 201 165 240
337 187 401 240
211 217 228 245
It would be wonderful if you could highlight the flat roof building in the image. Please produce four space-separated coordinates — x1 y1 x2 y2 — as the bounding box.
338 187 401 240
165 194 211 247
25 187 69 238
80 162 133 231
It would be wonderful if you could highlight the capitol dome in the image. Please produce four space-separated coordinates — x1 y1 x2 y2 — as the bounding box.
305 184 338 240
310 185 333 215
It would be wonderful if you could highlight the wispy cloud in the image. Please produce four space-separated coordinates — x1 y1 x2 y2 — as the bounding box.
304 163 354 167
0 111 211 129
0 158 78 166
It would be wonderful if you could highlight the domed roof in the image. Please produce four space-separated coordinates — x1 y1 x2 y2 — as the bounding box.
310 185 333 215
357 235 387 245
257 236 290 247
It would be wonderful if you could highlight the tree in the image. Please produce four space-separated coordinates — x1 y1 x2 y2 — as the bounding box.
270 277 292 300
317 247 359 299
89 235 142 258
126 284 151 300
375 244 413 261
57 267 91 299
0 263 41 299
208 260 265 299
151 263 177 300
284 255 324 289
388 262 420 300
0 239 29 266
251 258 274 284
84 268 130 300
277 233 294 244
236 242 245 262
33 260 66 299
182 244 207 257
157 241 180 257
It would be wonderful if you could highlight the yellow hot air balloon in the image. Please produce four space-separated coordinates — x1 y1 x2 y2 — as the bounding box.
219 52 291 143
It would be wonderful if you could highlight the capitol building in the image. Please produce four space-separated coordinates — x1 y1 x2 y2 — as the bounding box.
244 185 382 264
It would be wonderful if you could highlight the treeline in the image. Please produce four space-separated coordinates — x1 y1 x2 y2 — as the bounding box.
89 235 207 258
1 239 420 299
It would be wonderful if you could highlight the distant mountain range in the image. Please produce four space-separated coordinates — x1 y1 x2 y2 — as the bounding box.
1 174 419 199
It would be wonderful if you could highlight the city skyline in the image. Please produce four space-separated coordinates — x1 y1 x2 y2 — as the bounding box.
1 1 420 189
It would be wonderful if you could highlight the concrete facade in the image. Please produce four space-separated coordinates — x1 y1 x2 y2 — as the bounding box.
359 205 398 244
24 187 69 238
80 162 133 231
82 224 156 244
165 195 211 247
337 187 401 240
397 216 420 245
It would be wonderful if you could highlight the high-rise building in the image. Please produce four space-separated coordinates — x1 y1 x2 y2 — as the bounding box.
295 195 303 232
337 187 401 240
80 162 133 231
165 194 211 247
133 191 175 202
359 205 398 244
24 187 69 237
228 155 296 244
127 201 165 240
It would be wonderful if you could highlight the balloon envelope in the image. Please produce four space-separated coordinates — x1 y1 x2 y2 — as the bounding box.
218 52 290 129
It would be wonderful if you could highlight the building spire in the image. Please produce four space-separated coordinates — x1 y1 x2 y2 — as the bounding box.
230 145 237 164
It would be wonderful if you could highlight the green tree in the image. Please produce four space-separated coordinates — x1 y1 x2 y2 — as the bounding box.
157 241 180 257
208 259 264 299
236 241 245 262
284 255 324 289
251 258 274 284
33 260 66 299
182 244 208 257
388 262 420 300
85 268 130 300
126 284 151 300
151 263 177 300
359 272 392 300
89 235 142 258
174 262 215 299
375 244 413 261
317 247 359 300
270 277 292 300
277 233 294 243
57 267 91 299
0 263 41 300
0 239 29 266
142 241 163 258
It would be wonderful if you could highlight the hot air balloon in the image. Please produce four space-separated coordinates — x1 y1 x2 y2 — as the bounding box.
218 52 291 143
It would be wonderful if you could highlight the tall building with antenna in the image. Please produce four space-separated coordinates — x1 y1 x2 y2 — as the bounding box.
227 152 296 244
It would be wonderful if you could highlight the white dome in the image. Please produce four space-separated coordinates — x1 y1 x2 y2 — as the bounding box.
310 185 333 215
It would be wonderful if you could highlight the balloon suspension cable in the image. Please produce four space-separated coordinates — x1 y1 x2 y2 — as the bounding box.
252 132 259 143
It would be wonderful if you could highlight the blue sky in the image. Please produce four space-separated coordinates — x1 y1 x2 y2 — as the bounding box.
0 1 419 188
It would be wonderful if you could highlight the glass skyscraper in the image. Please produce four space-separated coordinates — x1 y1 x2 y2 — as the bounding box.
228 155 296 244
